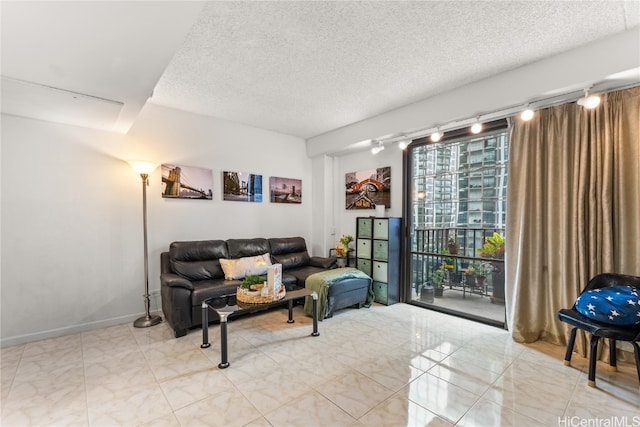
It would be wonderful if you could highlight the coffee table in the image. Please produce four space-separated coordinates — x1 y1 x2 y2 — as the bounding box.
200 288 319 368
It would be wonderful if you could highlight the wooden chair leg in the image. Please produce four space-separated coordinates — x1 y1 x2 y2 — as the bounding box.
564 327 577 366
608 339 617 372
588 334 600 387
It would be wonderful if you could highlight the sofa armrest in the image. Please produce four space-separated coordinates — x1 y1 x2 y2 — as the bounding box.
161 273 194 290
309 256 337 269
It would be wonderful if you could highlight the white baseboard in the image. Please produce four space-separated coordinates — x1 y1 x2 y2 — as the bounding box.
0 311 162 348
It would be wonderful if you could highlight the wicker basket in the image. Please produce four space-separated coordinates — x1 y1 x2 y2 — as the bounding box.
236 285 286 304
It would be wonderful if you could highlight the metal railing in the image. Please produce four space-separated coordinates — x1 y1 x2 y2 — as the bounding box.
410 227 505 299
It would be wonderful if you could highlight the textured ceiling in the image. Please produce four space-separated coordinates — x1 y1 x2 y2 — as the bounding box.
1 1 638 138
150 1 639 139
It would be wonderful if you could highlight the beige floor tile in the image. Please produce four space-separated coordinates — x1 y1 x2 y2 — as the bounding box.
86 381 173 426
457 397 546 427
400 372 481 424
264 389 356 427
218 350 282 385
234 367 314 414
315 371 395 419
483 369 578 425
159 368 235 411
356 354 426 392
174 388 262 427
21 334 82 359
427 361 501 395
564 370 640 418
142 340 217 382
359 394 453 426
2 379 88 426
13 353 85 386
138 411 182 427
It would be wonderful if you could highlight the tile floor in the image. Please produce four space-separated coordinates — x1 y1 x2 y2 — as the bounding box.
1 303 638 426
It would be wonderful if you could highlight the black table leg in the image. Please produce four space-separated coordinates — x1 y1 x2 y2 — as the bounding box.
201 301 211 349
287 298 295 323
311 291 320 337
219 312 230 369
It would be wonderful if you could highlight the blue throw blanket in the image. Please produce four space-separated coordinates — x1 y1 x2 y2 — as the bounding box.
303 267 374 320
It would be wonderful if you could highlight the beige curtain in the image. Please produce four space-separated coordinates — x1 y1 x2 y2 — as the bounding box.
506 87 640 357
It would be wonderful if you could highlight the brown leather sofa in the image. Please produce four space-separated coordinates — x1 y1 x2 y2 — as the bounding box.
160 237 370 337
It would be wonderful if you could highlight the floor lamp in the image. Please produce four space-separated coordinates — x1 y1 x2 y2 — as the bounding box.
129 161 162 328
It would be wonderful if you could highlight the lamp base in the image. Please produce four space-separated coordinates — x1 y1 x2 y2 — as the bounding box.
134 314 162 328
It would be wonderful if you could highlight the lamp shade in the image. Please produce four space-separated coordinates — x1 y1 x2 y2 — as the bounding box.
129 160 158 175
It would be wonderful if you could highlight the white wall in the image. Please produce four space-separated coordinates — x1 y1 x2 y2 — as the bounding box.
0 104 311 346
331 148 404 243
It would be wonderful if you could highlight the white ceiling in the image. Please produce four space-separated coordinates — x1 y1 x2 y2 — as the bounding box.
2 1 639 138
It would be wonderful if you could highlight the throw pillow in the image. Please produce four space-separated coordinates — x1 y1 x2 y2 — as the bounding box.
575 285 640 326
219 253 272 280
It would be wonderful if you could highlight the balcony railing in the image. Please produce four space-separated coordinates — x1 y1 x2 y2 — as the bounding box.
410 227 505 303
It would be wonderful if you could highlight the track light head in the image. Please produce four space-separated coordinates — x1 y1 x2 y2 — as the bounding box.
471 121 483 134
430 131 442 142
371 140 385 154
520 108 534 121
577 89 601 109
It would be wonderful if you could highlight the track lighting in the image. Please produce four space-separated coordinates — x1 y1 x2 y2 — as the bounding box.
367 86 612 152
520 107 534 121
471 120 483 134
577 89 601 109
371 140 385 154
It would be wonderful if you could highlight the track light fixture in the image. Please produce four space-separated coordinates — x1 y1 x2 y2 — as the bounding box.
577 88 601 109
371 140 385 154
367 85 616 152
470 120 483 134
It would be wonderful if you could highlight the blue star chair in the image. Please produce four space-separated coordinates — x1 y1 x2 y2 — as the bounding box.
557 273 640 387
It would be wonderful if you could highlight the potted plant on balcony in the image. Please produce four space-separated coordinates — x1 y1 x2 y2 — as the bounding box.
335 234 353 267
463 262 478 286
475 262 494 287
478 232 505 259
430 263 447 297
447 231 460 255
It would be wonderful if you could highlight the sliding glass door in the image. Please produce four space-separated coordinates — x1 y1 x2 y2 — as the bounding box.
404 123 509 327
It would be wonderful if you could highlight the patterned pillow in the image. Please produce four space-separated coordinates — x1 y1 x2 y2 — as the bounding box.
575 285 640 326
219 253 272 280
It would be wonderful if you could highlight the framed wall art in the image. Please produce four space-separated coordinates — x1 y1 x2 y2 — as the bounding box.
269 176 302 204
223 171 263 202
345 166 391 209
161 164 213 200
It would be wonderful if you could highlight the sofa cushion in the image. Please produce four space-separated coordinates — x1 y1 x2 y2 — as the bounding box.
226 238 270 258
272 251 311 270
285 265 330 286
269 237 310 269
170 240 228 280
219 253 272 280
269 237 307 255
